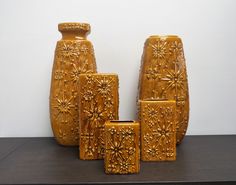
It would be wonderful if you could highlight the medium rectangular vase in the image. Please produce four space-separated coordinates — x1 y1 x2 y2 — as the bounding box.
78 74 119 160
139 100 176 161
104 120 140 174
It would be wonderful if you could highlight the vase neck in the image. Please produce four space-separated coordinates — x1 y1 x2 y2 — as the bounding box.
61 31 87 40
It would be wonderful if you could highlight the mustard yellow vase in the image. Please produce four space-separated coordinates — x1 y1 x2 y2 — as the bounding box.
139 100 176 161
78 74 119 160
138 35 189 144
104 120 140 174
50 23 97 146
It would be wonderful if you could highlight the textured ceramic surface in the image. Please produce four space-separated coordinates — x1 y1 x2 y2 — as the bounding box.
50 22 97 146
138 35 189 144
78 74 119 160
104 120 140 174
139 100 176 161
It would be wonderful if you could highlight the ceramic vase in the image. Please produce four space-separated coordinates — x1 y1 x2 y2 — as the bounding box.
78 74 119 160
139 100 176 161
138 35 189 144
104 120 140 174
50 23 97 146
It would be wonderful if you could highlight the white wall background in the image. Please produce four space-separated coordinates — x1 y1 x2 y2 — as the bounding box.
0 0 236 137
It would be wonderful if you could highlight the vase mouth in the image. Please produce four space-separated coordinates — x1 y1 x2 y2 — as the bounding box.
110 120 135 123
58 22 90 33
139 99 176 103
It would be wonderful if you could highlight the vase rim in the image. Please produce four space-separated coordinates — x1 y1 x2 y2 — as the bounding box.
79 73 118 76
58 22 90 32
139 99 176 103
106 120 139 125
149 35 180 38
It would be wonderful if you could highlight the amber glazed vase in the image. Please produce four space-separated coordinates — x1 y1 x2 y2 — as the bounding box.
104 120 140 174
138 35 189 144
78 74 119 160
139 100 176 161
50 23 97 146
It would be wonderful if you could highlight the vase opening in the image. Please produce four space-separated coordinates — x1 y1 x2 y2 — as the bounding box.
110 120 135 123
149 35 179 39
142 98 169 101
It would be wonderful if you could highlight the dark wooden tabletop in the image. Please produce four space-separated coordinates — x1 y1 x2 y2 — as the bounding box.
0 135 235 185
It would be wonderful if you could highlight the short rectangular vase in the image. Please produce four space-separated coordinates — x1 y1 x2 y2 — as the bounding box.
139 100 176 161
78 74 119 160
104 120 140 174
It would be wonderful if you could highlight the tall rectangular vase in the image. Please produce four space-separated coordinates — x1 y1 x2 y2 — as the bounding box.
78 74 119 160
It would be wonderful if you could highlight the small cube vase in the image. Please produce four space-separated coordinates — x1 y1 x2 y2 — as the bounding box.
104 120 140 174
139 100 176 161
78 74 119 160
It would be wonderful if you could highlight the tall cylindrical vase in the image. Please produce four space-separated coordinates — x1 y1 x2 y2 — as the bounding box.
138 35 189 144
50 23 97 146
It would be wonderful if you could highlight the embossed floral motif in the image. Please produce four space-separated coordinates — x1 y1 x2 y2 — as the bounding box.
154 124 172 144
82 89 94 101
145 67 160 80
169 41 183 55
104 97 114 108
120 161 129 173
143 133 154 144
107 111 116 120
123 127 135 135
108 127 117 135
83 102 106 127
128 147 136 155
156 107 175 146
70 63 88 83
161 63 186 98
166 148 175 157
53 93 75 124
81 132 95 157
146 146 159 157
85 145 95 157
109 141 124 160
150 39 168 59
146 105 158 120
107 163 117 173
54 70 65 80
96 77 113 97
80 44 89 55
58 42 80 60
